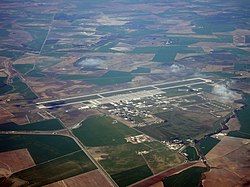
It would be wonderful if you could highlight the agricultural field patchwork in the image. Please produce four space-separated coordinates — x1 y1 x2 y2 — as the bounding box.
0 0 250 186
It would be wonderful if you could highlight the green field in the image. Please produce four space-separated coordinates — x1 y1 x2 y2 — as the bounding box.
222 48 250 58
13 64 46 78
143 146 185 174
111 165 152 187
156 79 203 89
98 143 151 175
73 115 184 186
201 71 237 78
131 46 199 63
73 116 139 147
190 83 214 93
0 134 80 164
198 137 220 155
58 70 134 86
163 166 208 187
131 67 151 74
101 87 154 97
74 116 153 185
24 28 48 52
13 64 34 74
234 63 250 71
35 57 62 70
0 119 64 131
183 146 200 161
0 77 13 95
10 77 38 100
228 94 250 139
143 111 218 141
162 86 191 97
12 151 96 186
0 50 24 60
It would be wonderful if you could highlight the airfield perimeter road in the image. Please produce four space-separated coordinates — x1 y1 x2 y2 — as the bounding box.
37 77 211 108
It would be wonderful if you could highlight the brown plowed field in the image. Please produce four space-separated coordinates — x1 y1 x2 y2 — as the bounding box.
45 169 113 187
0 149 35 176
203 136 250 187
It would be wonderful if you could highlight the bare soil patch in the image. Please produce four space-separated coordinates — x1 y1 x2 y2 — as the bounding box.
203 136 250 187
0 149 35 176
45 169 112 187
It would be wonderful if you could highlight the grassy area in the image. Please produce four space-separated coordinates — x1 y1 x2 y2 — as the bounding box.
98 141 184 175
183 146 199 161
0 29 9 38
163 166 208 187
101 87 154 97
191 83 214 93
13 64 34 74
246 35 250 43
26 69 46 77
234 63 250 71
36 57 62 70
12 151 96 186
58 70 134 86
144 147 185 174
13 64 46 78
0 134 80 164
131 46 198 64
162 86 191 97
222 48 250 58
192 16 235 35
74 115 184 185
147 111 217 141
198 137 220 155
73 116 139 147
228 94 250 139
24 28 48 52
10 77 38 100
156 79 203 89
86 143 154 186
0 50 24 60
0 119 64 131
0 77 13 95
111 165 152 187
98 143 150 175
1 76 38 100
201 71 237 78
131 67 151 74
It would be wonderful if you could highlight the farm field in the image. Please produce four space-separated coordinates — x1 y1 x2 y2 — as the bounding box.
11 151 96 186
0 134 96 186
45 170 112 187
0 119 64 131
0 148 35 174
73 115 185 186
183 146 199 161
163 166 208 187
228 94 250 139
203 136 250 187
138 110 219 142
198 137 220 156
0 134 81 163
0 0 250 186
72 115 139 147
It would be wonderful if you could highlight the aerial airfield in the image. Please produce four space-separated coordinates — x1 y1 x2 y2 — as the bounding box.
0 0 250 186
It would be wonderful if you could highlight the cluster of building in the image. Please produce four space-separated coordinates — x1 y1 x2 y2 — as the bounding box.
161 140 184 150
125 134 152 144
